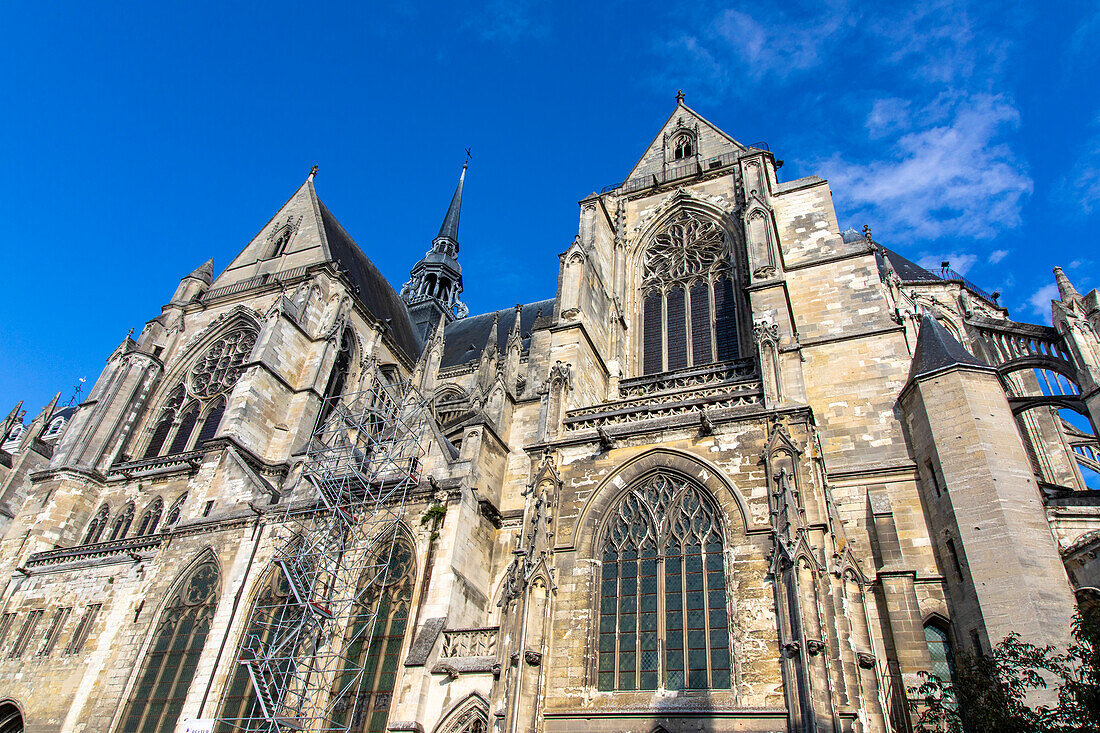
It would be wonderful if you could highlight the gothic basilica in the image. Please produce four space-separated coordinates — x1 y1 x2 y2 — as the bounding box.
0 98 1099 733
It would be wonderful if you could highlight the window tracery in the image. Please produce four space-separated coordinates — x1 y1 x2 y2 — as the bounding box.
119 558 220 732
639 212 739 375
331 538 415 732
108 503 135 541
163 493 187 530
672 133 695 161
83 505 110 545
597 473 731 691
189 328 257 400
215 568 297 731
135 498 163 536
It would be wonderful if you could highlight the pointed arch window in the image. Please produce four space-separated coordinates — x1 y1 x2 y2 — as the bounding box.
924 621 955 682
143 385 185 458
168 402 200 454
163 493 187 531
318 328 354 427
119 557 220 733
639 212 738 375
83 505 110 545
673 133 695 161
331 538 416 733
215 567 299 732
597 473 731 691
195 397 227 446
135 498 163 537
108 502 135 541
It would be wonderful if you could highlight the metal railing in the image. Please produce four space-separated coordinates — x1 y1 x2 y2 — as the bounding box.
600 146 768 194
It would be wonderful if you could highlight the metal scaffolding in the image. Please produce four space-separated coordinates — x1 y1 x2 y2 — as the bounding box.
219 371 429 732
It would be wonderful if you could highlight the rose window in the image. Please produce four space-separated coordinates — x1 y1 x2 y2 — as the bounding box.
189 328 257 399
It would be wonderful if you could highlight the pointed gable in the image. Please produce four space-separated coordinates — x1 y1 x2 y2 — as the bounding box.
624 101 747 182
211 178 422 360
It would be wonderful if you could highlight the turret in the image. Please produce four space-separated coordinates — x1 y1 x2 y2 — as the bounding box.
171 259 213 304
402 162 469 339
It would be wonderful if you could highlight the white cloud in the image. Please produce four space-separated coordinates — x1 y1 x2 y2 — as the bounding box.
917 252 978 275
1059 120 1100 215
988 249 1009 264
819 94 1032 241
1028 283 1058 323
866 98 912 139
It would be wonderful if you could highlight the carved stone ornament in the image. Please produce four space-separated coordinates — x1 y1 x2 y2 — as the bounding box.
857 651 877 669
782 640 801 657
806 639 826 656
753 320 780 345
524 650 543 666
188 328 258 399
643 211 730 285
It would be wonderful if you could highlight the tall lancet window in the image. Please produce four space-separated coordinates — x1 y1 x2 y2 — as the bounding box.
317 328 354 427
597 473 731 691
640 211 738 375
120 557 220 732
331 537 415 733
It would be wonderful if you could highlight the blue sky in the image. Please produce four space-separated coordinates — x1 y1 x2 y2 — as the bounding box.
2 1 1098 414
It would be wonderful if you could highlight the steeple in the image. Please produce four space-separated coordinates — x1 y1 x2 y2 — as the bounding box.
436 161 466 248
402 160 470 341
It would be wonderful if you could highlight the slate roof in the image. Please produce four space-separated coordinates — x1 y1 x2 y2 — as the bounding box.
442 299 556 368
840 228 941 283
317 201 423 360
437 165 465 242
908 314 990 382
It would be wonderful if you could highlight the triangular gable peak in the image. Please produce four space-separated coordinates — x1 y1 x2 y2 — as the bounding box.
213 178 331 289
624 101 747 183
210 177 423 360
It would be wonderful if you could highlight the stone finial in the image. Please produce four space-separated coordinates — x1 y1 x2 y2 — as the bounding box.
308 164 318 181
1054 266 1080 303
676 89 685 104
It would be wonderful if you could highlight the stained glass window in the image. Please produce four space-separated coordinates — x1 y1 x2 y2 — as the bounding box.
120 559 220 733
598 473 731 691
168 402 200 454
84 505 110 544
135 499 163 537
108 503 135 541
924 622 955 682
639 212 738 375
331 539 415 732
215 569 298 732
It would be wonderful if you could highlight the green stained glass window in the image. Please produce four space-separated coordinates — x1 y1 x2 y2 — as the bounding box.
597 473 733 692
120 558 220 733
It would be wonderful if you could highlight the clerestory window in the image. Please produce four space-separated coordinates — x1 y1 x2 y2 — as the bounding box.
597 473 732 691
640 212 739 375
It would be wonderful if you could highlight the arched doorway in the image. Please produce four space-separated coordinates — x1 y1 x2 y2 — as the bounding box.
0 702 23 733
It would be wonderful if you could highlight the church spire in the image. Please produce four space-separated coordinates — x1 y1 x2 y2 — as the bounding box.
402 159 470 342
436 161 466 247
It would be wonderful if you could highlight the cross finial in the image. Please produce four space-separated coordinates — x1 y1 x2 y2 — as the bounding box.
464 147 472 168
309 164 318 180
676 89 685 103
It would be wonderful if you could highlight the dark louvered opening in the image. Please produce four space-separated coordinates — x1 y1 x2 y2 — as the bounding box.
714 277 738 361
690 281 712 366
643 292 663 375
666 285 688 371
195 399 226 446
144 414 174 458
168 405 200 454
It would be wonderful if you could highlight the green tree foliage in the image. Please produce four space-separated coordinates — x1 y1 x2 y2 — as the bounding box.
911 606 1100 733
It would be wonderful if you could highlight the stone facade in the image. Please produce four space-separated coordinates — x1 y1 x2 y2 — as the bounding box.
0 99 1098 733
